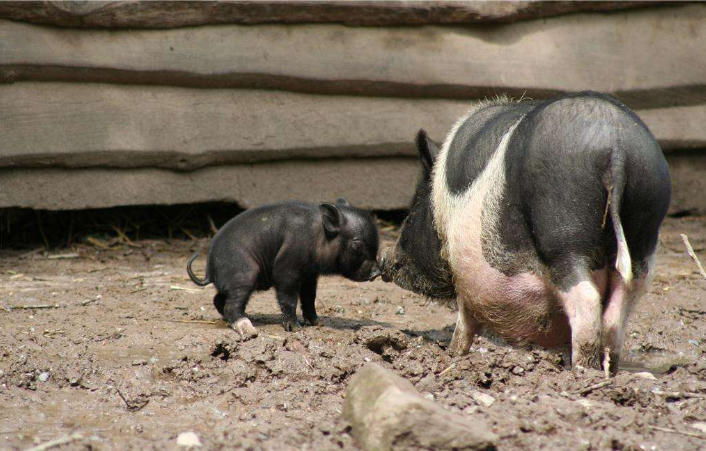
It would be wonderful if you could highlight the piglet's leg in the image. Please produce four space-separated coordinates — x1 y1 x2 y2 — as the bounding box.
223 287 258 339
449 297 479 356
558 280 602 369
300 277 319 326
275 280 301 332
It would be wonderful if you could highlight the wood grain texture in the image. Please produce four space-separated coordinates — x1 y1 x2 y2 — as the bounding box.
1 153 702 214
0 1 665 29
3 4 705 107
0 158 420 210
0 82 468 169
2 83 702 170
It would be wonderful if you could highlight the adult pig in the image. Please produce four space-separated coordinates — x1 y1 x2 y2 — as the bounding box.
380 92 671 372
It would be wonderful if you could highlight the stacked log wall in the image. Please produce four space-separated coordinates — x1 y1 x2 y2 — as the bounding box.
1 1 704 213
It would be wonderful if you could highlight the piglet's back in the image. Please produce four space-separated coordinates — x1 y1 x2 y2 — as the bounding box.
208 201 319 267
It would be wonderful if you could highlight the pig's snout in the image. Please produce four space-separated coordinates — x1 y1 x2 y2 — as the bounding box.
378 247 396 283
367 265 382 281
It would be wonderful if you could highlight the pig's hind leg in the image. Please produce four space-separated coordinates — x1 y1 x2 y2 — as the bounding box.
601 257 653 374
556 276 603 369
218 266 259 338
213 293 226 315
221 285 258 338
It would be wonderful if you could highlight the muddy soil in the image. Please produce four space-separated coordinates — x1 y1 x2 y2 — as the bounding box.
1 216 705 451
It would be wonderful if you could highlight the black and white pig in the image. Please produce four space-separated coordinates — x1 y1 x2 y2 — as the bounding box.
380 91 671 372
187 199 380 336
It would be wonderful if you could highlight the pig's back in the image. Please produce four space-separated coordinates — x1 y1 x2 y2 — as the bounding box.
207 201 318 288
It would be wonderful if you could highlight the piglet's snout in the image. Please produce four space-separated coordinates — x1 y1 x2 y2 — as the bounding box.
368 265 382 281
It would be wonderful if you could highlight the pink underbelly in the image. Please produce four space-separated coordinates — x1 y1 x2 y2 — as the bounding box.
453 256 569 347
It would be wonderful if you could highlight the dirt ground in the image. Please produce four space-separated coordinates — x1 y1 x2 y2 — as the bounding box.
1 215 705 451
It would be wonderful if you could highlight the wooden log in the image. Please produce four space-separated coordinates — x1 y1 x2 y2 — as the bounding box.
0 1 667 29
2 4 705 107
0 158 420 211
1 83 703 170
0 82 469 169
0 153 703 214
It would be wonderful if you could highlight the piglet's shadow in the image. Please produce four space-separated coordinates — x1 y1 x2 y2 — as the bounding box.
247 313 394 331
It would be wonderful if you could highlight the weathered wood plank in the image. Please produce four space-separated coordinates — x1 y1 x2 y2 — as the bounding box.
0 1 666 29
1 83 703 170
2 5 705 107
1 153 703 214
0 158 420 210
0 82 469 169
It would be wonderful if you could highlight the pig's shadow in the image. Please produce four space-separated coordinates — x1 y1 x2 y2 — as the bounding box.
247 313 394 331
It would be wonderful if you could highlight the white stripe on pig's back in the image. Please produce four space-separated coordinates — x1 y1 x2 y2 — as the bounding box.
432 112 554 340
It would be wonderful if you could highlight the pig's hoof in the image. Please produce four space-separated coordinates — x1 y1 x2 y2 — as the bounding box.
448 335 471 356
304 315 319 326
282 318 300 332
449 345 470 357
231 318 259 339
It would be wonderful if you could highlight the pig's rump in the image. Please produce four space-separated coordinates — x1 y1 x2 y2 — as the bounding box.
433 93 669 352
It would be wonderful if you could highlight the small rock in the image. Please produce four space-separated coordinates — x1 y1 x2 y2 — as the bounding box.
67 370 82 386
633 371 657 380
512 366 525 375
416 373 436 391
396 306 405 315
38 372 50 382
149 356 158 364
691 422 706 434
423 392 435 401
176 431 202 447
463 405 479 415
576 399 594 408
688 339 700 346
132 359 147 366
471 391 496 407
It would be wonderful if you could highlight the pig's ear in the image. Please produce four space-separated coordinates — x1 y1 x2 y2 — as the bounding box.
416 129 439 173
336 197 350 208
320 203 341 237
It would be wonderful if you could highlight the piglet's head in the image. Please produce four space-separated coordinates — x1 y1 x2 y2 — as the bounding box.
320 198 381 282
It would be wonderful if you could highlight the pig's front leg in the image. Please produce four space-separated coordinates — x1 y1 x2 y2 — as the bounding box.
449 297 480 356
300 277 319 326
275 279 301 332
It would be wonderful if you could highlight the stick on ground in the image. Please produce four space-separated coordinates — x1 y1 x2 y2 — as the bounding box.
578 380 612 395
680 234 706 281
22 433 83 451
10 304 61 310
650 425 706 439
167 319 218 325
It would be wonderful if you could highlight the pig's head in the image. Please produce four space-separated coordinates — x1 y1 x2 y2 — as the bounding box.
379 130 455 300
320 198 381 282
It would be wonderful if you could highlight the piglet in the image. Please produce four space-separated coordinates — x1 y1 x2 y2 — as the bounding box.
187 199 380 336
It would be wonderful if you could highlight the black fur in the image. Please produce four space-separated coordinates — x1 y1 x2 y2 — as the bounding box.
445 102 537 194
442 91 672 290
187 200 380 331
381 131 455 299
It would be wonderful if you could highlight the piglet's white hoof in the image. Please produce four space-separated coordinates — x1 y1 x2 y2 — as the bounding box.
232 318 259 340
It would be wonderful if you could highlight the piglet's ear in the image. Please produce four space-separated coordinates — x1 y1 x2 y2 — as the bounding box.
336 197 350 207
320 203 341 237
